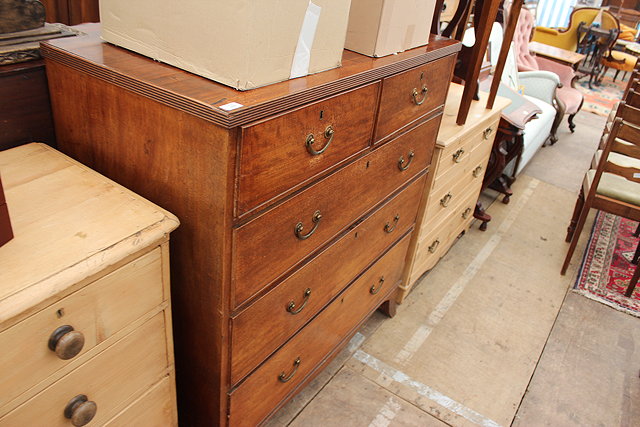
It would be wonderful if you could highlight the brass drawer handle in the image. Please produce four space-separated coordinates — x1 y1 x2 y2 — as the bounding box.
370 276 385 295
294 210 322 240
398 151 415 171
306 125 334 156
412 84 428 105
384 215 399 233
287 288 311 315
278 357 301 383
64 394 97 427
483 127 494 140
428 239 440 253
48 325 85 360
440 193 452 207
473 165 483 178
452 149 465 163
462 207 472 219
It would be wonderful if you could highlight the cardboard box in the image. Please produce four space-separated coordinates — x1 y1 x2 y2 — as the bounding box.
100 0 352 90
0 174 13 248
345 0 436 57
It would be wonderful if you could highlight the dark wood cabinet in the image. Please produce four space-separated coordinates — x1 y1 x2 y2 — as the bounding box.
0 60 56 150
41 0 99 25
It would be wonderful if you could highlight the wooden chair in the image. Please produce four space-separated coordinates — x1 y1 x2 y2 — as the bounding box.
562 103 640 297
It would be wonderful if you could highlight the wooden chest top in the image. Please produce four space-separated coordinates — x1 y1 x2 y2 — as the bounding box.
0 143 179 329
41 24 461 129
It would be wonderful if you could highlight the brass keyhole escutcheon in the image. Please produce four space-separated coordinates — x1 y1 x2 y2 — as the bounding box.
462 207 472 219
483 127 493 140
473 165 483 178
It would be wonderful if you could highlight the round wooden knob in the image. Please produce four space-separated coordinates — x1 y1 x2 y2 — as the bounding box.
48 325 85 360
64 394 97 426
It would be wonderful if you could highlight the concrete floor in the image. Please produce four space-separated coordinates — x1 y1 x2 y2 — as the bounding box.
267 112 640 426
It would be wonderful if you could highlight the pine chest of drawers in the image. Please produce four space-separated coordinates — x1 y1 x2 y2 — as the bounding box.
0 143 179 426
399 84 511 301
42 24 460 426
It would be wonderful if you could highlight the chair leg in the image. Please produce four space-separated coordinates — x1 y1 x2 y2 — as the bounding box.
634 222 640 237
561 201 591 275
566 189 585 243
614 69 620 82
633 241 640 265
625 262 640 297
568 98 584 133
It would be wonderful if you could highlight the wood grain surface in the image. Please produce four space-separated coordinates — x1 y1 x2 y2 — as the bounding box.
41 24 460 128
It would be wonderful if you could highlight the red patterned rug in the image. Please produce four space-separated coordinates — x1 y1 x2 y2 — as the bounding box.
573 211 640 317
576 72 627 117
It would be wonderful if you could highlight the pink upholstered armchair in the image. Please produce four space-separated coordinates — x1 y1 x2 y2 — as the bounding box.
514 8 584 138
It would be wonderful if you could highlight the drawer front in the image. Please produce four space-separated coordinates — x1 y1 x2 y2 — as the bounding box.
0 249 164 411
0 313 168 425
432 116 498 190
238 82 380 215
424 159 484 223
375 55 455 142
104 376 177 426
410 183 481 284
232 115 440 307
230 175 425 385
228 234 412 427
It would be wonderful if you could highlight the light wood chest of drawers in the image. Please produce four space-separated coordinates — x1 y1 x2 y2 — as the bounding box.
0 143 179 426
42 25 460 426
399 84 511 301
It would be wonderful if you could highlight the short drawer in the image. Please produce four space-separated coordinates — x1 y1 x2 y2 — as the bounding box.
228 234 412 427
0 313 168 425
230 174 425 385
104 376 177 426
0 248 164 411
232 115 440 307
375 55 455 142
237 82 380 216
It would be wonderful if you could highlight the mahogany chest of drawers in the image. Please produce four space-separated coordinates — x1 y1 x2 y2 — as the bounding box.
0 143 179 426
42 25 460 426
399 84 510 301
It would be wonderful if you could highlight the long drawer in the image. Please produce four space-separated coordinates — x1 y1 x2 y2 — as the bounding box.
228 234 412 427
0 248 164 411
410 184 480 283
104 376 176 426
375 55 455 142
230 175 425 385
423 154 486 224
237 82 380 216
0 313 168 426
432 116 498 191
232 115 440 307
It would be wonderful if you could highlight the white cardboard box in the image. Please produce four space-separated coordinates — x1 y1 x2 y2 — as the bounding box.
100 0 352 90
345 0 436 57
